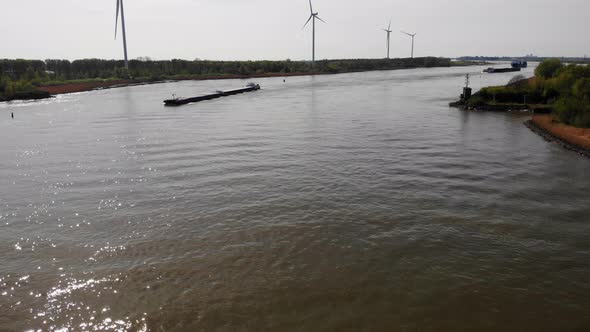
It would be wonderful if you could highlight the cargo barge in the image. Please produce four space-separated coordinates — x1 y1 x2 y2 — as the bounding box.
483 67 521 73
164 83 261 106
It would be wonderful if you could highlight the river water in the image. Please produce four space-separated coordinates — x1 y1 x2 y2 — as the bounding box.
1 65 589 331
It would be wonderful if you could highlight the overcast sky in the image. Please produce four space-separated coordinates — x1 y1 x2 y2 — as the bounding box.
1 0 588 61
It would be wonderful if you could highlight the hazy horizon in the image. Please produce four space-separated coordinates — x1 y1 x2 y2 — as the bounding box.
1 0 588 61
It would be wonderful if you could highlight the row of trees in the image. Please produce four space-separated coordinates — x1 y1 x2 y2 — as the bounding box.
2 57 451 80
538 60 590 127
1 57 451 100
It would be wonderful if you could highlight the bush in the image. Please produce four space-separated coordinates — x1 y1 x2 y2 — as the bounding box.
466 95 485 107
478 86 526 103
573 78 590 100
0 75 10 92
554 97 590 127
535 59 563 79
508 75 526 87
4 81 15 98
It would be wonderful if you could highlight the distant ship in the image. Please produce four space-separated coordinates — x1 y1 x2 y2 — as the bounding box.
511 60 528 68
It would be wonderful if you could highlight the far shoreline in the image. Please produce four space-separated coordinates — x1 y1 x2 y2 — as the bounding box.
2 57 484 102
21 61 480 99
36 71 332 96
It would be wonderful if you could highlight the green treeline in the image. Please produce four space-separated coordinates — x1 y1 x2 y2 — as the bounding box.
471 59 590 127
0 57 450 101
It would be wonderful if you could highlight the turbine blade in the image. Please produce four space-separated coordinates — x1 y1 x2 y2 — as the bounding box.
401 31 411 36
114 0 120 39
316 16 326 23
309 0 313 14
388 20 391 31
302 15 313 29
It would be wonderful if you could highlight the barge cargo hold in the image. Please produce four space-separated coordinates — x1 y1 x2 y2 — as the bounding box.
164 83 261 106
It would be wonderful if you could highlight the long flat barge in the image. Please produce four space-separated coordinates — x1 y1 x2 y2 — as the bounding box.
483 67 521 74
164 83 261 106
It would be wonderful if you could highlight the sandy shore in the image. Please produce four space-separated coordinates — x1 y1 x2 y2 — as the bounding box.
526 115 590 157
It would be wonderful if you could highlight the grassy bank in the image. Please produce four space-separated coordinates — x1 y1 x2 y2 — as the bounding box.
450 59 590 156
452 59 590 127
1 57 453 100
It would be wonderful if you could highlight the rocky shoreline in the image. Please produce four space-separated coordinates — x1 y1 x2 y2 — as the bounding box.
0 90 52 102
525 116 590 158
450 100 552 113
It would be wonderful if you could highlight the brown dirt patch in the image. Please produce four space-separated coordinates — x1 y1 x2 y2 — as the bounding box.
35 72 323 96
531 115 590 150
38 80 135 95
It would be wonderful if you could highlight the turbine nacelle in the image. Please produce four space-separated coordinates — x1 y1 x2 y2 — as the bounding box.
303 12 325 29
384 20 392 33
384 20 392 59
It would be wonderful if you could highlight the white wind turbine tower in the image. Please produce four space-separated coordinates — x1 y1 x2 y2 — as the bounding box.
114 0 129 69
401 31 416 58
303 0 326 66
383 20 392 59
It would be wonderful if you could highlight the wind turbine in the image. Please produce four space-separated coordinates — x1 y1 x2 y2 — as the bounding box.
114 0 129 69
303 0 326 66
383 20 392 59
401 31 416 58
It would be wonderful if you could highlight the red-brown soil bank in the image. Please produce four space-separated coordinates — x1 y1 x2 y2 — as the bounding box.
37 80 135 95
526 115 590 157
37 72 325 96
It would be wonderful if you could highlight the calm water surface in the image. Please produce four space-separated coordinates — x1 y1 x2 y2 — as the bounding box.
1 65 589 331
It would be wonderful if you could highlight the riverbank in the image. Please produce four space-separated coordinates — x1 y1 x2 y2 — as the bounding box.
452 59 590 126
0 90 52 102
39 79 159 95
450 99 553 113
36 71 332 96
525 115 590 158
38 65 478 97
448 78 555 114
2 57 456 101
